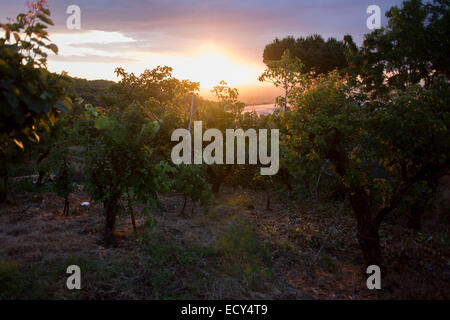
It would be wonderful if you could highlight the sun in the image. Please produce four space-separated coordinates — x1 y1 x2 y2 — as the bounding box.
174 44 263 89
46 34 265 92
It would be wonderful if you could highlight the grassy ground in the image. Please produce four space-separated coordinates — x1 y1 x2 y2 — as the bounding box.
0 180 449 299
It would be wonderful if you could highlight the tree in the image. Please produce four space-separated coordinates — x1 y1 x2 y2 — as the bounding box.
200 81 245 194
262 34 349 76
347 0 450 96
83 104 172 243
0 1 71 202
35 115 76 215
110 66 200 161
285 72 449 271
173 164 212 217
112 66 199 107
53 150 74 216
258 50 305 111
210 80 244 117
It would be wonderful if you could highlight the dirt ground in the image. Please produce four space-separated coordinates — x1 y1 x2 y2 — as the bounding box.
0 184 449 299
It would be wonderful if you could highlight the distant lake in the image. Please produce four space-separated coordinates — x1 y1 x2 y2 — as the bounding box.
243 103 278 115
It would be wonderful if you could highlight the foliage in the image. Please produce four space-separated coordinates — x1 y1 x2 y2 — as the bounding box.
114 66 199 105
262 34 349 76
83 104 173 236
284 71 450 268
172 164 213 216
0 1 71 203
210 80 245 117
49 140 75 215
199 81 246 194
257 2 450 271
2 0 448 283
71 78 114 107
109 66 201 160
0 0 71 151
347 0 450 96
258 50 305 109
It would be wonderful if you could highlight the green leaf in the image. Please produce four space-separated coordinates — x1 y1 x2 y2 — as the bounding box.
46 43 58 54
37 14 54 26
95 117 115 131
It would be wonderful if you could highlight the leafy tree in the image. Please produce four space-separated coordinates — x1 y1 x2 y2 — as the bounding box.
262 34 349 76
83 104 172 243
35 105 82 215
173 164 213 217
112 66 199 108
0 0 71 150
258 50 305 111
30 92 83 188
200 81 245 194
285 72 449 271
211 80 245 118
110 66 200 160
347 0 450 96
53 149 74 216
0 1 71 202
252 175 276 210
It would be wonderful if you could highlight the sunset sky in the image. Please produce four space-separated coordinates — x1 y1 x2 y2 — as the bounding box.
0 0 403 103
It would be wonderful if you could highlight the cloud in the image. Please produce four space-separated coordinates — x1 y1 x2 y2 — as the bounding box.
67 36 194 55
2 0 405 58
1 0 405 94
48 54 139 64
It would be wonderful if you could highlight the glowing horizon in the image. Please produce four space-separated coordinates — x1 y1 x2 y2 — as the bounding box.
1 0 404 103
46 30 269 96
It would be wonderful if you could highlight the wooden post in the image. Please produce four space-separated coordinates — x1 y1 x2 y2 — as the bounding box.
188 93 194 133
187 93 195 164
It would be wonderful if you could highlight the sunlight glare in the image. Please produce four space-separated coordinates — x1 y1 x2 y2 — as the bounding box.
175 44 263 89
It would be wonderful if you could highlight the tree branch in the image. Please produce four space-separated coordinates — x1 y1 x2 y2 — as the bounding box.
373 167 424 229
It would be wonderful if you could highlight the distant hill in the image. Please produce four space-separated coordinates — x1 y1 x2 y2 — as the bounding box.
70 77 115 106
68 77 281 107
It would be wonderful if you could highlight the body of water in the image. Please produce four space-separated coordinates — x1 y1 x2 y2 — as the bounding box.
243 103 278 115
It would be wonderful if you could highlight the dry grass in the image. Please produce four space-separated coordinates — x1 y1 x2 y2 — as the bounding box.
0 186 448 299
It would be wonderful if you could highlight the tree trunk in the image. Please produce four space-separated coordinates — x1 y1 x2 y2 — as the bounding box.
64 197 70 216
327 139 387 273
408 200 425 230
0 153 8 203
207 166 231 194
36 150 50 187
103 196 119 246
358 225 383 270
191 201 195 215
105 199 118 231
130 209 137 232
284 87 287 112
37 171 45 186
212 182 221 194
265 189 271 211
0 172 7 203
127 197 137 233
349 188 384 272
180 194 187 216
